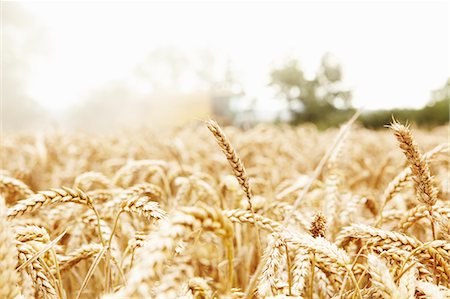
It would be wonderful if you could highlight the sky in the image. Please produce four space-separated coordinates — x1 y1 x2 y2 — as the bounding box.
4 1 450 112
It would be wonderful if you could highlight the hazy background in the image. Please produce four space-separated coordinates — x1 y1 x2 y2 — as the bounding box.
2 1 449 131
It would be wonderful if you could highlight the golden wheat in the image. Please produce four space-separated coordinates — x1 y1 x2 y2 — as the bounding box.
0 119 448 298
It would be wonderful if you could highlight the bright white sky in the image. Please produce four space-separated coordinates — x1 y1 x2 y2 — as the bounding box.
9 1 450 111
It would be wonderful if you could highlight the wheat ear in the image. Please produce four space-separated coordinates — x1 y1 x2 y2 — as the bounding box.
17 241 57 299
7 187 93 220
0 196 20 298
74 171 113 190
367 253 397 298
389 119 441 277
377 143 448 226
206 119 262 252
187 277 214 299
388 120 438 207
257 233 286 297
308 212 327 298
0 174 34 203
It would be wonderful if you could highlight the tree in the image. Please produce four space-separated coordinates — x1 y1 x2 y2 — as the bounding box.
135 46 221 93
270 53 353 127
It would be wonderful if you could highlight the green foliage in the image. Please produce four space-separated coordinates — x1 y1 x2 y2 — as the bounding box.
270 55 449 129
270 53 352 128
360 79 449 128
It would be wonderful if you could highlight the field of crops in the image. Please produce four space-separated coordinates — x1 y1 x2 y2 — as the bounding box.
1 118 449 299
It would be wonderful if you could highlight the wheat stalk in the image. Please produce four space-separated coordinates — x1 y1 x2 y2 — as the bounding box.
2 119 448 298
7 187 93 220
206 120 262 254
57 243 102 272
388 120 438 207
0 196 20 299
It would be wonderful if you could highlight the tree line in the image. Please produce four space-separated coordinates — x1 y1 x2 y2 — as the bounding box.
270 55 449 129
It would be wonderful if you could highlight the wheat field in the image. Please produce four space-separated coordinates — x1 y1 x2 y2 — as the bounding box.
0 118 449 299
